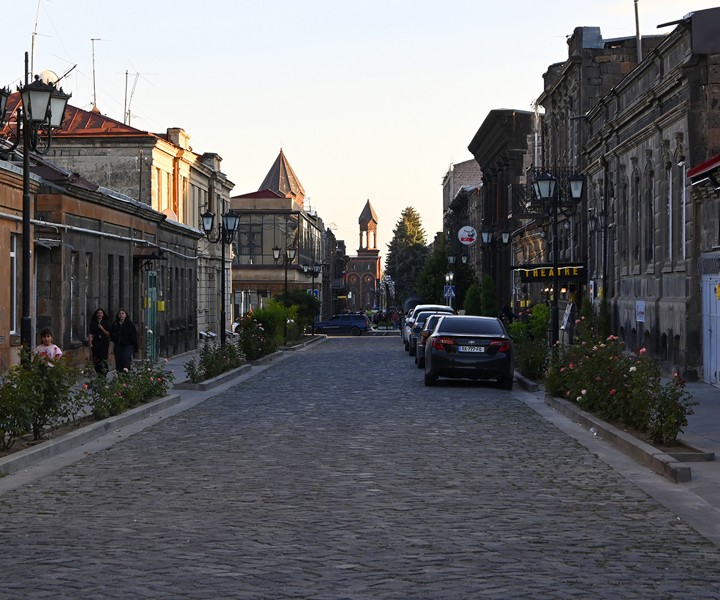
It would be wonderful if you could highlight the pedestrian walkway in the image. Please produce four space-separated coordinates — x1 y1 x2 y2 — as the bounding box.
681 381 720 456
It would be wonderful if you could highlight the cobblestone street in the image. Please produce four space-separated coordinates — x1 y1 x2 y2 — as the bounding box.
2 336 720 598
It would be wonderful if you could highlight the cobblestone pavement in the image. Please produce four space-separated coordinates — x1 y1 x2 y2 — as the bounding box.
2 337 720 599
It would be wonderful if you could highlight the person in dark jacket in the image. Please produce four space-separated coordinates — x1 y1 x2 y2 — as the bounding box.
110 308 138 373
89 308 111 376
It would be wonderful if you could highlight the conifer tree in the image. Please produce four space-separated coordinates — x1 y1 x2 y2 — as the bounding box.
384 207 429 306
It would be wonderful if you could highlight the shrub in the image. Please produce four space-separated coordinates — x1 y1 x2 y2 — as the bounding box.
184 339 245 383
237 315 277 360
80 360 174 420
545 324 697 445
463 282 482 315
0 348 83 442
509 304 550 381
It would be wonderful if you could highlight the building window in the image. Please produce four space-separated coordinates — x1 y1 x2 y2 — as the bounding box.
71 251 81 341
107 254 114 312
10 234 18 335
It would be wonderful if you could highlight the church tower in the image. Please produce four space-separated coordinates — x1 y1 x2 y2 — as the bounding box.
346 200 381 311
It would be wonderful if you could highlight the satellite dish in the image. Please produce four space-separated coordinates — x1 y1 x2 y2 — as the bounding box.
328 222 338 230
38 70 60 85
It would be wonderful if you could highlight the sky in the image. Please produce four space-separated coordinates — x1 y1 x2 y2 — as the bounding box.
4 1 717 256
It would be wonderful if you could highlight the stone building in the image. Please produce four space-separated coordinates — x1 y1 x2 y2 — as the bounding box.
572 9 720 378
0 149 199 369
345 200 381 311
230 149 326 318
22 102 234 348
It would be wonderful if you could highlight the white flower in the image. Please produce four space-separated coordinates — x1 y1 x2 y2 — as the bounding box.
629 366 637 372
581 389 587 395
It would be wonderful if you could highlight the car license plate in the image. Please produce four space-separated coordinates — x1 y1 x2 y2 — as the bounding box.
459 346 484 353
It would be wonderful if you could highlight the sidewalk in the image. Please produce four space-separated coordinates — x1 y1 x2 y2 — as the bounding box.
679 381 720 456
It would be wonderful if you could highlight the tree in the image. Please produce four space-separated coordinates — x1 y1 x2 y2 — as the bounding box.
463 282 482 315
479 274 497 317
385 207 429 305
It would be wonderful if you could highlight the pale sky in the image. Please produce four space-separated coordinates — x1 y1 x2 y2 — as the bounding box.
5 1 717 255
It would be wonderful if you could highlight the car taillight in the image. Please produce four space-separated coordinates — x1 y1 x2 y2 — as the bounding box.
431 337 455 352
488 339 512 353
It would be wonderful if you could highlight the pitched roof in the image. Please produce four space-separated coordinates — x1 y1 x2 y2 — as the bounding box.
258 149 306 200
359 199 378 225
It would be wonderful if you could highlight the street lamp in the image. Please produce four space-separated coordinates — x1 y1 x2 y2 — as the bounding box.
273 244 296 345
202 210 240 345
531 167 584 344
303 263 322 335
1 52 71 347
445 271 454 309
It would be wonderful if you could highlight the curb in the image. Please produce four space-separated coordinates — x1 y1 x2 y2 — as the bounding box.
0 393 182 477
174 364 252 391
544 395 693 483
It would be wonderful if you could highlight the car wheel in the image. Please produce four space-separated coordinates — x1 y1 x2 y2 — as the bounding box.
409 343 416 357
350 326 361 336
404 340 409 351
417 357 425 369
424 372 437 386
498 375 514 390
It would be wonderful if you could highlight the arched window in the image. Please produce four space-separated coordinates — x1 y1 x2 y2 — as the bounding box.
631 161 641 266
644 161 655 266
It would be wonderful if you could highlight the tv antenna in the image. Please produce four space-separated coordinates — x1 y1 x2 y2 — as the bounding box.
123 68 157 125
90 37 104 109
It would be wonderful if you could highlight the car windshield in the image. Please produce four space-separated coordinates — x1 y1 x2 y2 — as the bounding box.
423 316 442 331
437 317 504 335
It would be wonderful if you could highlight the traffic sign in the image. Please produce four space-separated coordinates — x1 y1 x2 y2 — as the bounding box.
443 285 456 298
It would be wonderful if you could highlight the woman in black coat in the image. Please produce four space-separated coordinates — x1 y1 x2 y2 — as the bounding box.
88 307 111 376
110 308 139 373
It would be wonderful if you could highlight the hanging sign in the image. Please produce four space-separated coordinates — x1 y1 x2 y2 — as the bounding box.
457 225 478 246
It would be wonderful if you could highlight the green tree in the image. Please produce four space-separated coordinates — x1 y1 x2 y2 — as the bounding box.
415 241 449 305
277 289 321 334
479 274 497 317
385 207 429 305
464 282 482 315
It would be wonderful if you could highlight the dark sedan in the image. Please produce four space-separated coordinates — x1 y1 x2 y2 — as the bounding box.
415 313 444 369
423 315 514 389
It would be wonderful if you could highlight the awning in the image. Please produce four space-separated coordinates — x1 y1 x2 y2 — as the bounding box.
688 153 720 180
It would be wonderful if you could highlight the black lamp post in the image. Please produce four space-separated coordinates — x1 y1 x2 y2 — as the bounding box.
302 263 322 335
1 52 71 347
531 167 584 345
202 210 240 345
273 244 296 345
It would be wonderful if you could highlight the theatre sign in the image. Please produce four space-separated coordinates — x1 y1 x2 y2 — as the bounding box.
514 263 586 283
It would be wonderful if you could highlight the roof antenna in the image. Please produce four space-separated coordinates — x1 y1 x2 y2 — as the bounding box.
91 38 102 109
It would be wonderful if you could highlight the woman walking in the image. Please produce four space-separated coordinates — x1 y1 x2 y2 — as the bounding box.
110 308 138 373
88 308 111 376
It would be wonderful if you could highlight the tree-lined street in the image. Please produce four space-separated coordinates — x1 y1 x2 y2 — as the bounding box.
2 337 720 598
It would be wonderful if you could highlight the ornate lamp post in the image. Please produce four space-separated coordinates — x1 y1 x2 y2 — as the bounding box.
201 210 240 345
531 167 584 344
1 52 71 347
273 244 296 345
302 263 322 335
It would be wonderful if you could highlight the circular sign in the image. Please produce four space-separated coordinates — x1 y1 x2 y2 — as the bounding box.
457 225 478 246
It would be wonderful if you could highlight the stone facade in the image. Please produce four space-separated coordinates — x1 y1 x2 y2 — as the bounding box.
35 106 234 342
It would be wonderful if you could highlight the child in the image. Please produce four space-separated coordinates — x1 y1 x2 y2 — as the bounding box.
35 328 63 364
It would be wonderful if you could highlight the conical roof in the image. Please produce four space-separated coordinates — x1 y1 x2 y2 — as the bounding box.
359 199 378 226
258 149 306 201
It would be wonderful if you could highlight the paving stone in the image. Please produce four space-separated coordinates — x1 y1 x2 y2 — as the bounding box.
1 337 720 598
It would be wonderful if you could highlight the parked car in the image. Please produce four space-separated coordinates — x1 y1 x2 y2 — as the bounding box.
408 310 446 357
415 313 444 369
423 315 514 389
403 304 455 351
314 313 372 336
